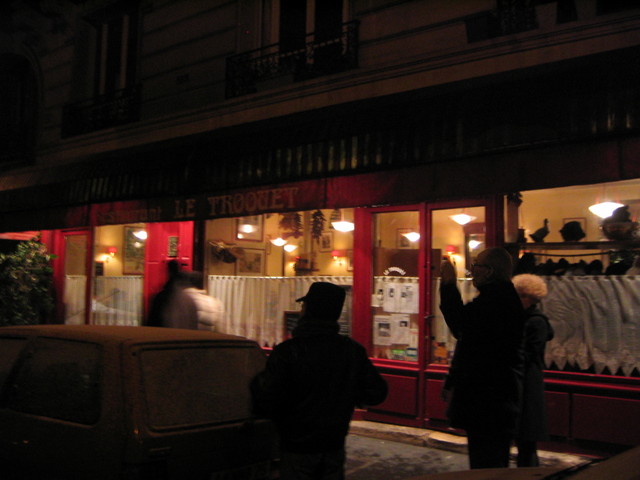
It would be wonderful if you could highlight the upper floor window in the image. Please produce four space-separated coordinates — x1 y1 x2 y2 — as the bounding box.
84 0 140 97
0 55 37 167
279 0 345 52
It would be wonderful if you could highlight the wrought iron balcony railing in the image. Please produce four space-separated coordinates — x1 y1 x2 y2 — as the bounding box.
61 85 141 138
226 21 359 98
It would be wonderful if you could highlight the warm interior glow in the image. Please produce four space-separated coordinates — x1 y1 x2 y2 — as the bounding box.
270 237 287 246
468 239 482 250
331 220 355 232
588 201 625 219
449 213 477 225
238 223 255 234
283 244 298 252
133 230 148 240
402 231 421 242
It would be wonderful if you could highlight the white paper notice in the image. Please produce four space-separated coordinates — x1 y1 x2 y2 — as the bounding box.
398 282 419 314
390 313 411 344
374 315 392 345
383 282 398 312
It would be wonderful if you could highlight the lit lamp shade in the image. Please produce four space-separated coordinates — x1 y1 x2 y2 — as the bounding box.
270 237 287 247
107 246 118 255
331 220 355 232
402 231 420 242
449 213 476 225
588 201 624 219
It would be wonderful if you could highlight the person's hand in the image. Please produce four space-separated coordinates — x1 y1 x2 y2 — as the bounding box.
440 258 456 285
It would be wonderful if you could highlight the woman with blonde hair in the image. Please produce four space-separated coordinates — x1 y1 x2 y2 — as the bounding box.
512 273 554 467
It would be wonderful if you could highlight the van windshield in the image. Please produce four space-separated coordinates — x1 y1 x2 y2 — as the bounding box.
139 345 265 429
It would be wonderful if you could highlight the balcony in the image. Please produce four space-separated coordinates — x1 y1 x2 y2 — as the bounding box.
61 85 141 138
226 21 359 99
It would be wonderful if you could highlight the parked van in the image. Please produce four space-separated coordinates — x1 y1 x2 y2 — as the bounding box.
0 325 277 479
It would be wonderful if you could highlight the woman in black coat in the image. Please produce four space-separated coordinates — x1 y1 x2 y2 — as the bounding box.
512 274 555 467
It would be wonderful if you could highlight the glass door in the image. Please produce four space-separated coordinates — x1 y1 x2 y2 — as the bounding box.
428 204 487 366
62 232 90 325
369 209 423 363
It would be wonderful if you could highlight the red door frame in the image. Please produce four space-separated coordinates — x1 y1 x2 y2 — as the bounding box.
354 196 502 427
422 195 502 426
52 228 94 325
353 203 427 427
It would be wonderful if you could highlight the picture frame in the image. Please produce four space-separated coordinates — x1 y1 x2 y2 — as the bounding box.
123 226 146 275
319 231 333 252
236 215 264 242
235 248 265 276
346 249 354 272
396 228 413 249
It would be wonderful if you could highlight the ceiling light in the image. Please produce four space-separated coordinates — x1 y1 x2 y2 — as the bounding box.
402 232 421 242
588 201 624 219
332 220 355 232
284 244 298 252
449 213 476 225
270 237 287 247
133 230 147 240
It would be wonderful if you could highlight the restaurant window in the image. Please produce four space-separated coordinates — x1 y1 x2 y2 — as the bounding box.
370 210 421 363
430 206 486 365
90 223 145 326
513 179 640 377
204 209 354 347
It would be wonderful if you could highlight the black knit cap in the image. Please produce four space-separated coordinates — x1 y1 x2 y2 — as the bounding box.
296 282 346 321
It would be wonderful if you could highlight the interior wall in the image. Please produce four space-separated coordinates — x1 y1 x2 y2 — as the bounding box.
520 179 640 243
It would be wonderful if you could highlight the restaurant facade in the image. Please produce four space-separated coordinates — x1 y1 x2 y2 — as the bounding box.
1 0 640 448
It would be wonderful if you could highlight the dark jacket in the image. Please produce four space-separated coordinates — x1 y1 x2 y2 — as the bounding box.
518 306 554 441
251 317 388 453
440 280 525 435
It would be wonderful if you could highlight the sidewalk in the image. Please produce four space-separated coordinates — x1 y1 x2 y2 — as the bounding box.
349 420 595 469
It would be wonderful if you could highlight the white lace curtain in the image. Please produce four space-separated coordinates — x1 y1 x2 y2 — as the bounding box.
431 275 640 376
64 275 144 326
208 275 353 347
92 276 144 326
541 275 640 376
64 275 87 325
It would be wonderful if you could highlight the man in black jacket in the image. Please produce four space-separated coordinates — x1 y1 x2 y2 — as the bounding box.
251 282 387 480
440 247 525 469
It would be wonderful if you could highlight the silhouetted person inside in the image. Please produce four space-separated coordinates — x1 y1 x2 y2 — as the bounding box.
440 247 525 469
512 274 554 467
146 260 182 327
251 282 387 480
163 270 224 331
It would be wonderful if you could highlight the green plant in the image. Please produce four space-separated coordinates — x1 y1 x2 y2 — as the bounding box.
0 237 55 326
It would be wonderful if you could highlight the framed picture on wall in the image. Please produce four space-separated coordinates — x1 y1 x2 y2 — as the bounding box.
396 228 413 249
319 231 333 252
347 249 354 271
235 248 265 276
123 226 146 275
236 215 263 241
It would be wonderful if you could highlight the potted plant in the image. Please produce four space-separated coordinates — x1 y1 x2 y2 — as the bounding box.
0 237 55 326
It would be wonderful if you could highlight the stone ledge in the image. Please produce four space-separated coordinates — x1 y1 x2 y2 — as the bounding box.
349 420 431 447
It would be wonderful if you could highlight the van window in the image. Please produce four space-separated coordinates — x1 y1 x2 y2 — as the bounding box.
6 338 101 424
140 345 266 429
0 338 27 390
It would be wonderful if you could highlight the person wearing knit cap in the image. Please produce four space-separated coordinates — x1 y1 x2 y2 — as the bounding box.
512 274 554 467
251 282 387 480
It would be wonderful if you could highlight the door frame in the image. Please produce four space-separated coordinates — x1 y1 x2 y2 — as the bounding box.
53 229 94 325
